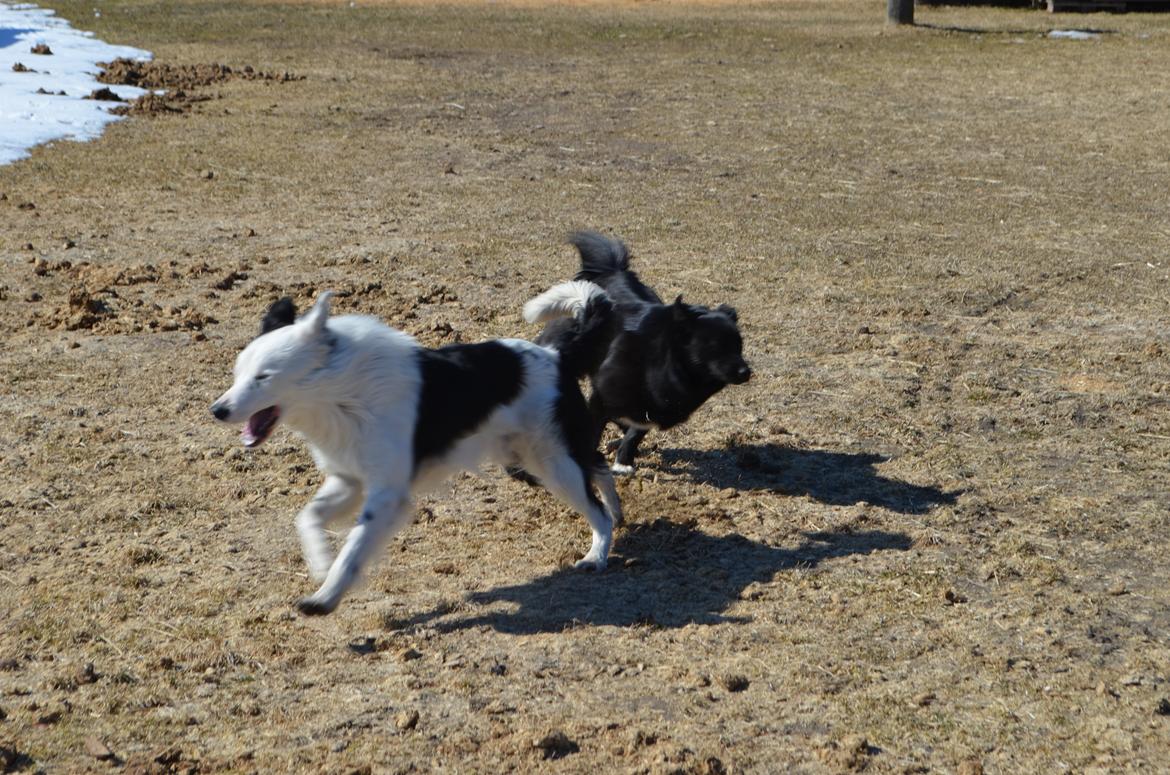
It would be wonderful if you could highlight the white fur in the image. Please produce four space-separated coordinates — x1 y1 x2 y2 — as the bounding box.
212 292 619 615
522 279 607 324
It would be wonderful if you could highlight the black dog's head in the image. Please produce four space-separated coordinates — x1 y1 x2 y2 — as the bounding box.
671 297 752 386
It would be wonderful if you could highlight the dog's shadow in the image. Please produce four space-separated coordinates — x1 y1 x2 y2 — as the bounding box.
388 520 912 635
657 443 959 516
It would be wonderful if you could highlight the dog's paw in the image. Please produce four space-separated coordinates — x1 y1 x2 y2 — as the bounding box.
296 597 336 617
611 462 635 477
573 556 608 572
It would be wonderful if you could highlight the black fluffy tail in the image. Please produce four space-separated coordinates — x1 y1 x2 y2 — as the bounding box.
524 280 616 380
569 231 630 282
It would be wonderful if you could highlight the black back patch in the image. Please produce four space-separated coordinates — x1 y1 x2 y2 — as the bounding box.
260 297 297 335
413 342 525 471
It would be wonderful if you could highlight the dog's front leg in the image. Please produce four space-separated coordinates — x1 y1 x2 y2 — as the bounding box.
297 487 412 616
612 427 648 475
296 474 363 581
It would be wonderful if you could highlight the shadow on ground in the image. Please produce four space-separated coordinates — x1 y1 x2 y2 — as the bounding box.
388 519 912 635
916 23 1117 34
657 443 960 515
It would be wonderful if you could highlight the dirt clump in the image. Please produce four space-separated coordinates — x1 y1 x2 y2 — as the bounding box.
718 673 750 692
532 730 578 760
84 736 116 761
124 746 201 775
86 87 124 102
818 735 877 771
50 286 115 331
99 58 302 89
99 58 301 116
394 709 420 731
71 262 163 289
212 270 248 291
41 284 215 334
109 92 197 116
957 760 984 775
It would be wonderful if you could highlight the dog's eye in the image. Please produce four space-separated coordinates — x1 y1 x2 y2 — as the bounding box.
254 373 272 383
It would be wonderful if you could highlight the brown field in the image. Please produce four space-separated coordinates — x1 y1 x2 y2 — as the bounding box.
2 0 1169 772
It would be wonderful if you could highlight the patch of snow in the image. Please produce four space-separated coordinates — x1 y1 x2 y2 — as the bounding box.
1047 29 1100 41
0 2 151 165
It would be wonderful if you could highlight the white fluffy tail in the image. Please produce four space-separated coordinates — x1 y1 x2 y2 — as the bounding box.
523 280 608 324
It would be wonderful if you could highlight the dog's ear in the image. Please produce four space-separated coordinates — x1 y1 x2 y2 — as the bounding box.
260 297 297 334
716 304 738 323
299 291 333 337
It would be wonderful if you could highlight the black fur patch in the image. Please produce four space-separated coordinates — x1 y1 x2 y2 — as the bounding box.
260 297 297 334
590 304 744 430
553 365 603 472
413 342 524 471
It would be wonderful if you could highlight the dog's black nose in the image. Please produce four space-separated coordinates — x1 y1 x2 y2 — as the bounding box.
734 365 752 384
211 402 230 421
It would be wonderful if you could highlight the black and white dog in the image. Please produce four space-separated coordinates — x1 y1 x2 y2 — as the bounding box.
211 283 622 616
526 232 751 474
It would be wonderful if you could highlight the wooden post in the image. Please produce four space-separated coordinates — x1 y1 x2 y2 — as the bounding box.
887 0 914 25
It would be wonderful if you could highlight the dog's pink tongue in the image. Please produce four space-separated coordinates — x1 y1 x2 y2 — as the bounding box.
241 406 279 448
241 421 261 447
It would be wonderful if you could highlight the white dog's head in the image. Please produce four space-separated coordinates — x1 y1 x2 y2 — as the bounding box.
210 292 334 447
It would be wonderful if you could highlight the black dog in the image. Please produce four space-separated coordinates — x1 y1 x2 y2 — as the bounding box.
528 231 751 473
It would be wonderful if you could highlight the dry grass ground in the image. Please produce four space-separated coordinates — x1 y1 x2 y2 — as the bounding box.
2 0 1169 771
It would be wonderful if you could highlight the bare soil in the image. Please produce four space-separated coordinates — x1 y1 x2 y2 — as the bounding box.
2 1 1169 772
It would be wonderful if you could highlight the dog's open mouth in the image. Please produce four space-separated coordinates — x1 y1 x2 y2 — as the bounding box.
241 406 280 448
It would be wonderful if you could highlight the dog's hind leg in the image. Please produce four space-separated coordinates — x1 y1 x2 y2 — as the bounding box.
296 474 363 582
526 453 613 571
297 487 412 616
591 455 624 528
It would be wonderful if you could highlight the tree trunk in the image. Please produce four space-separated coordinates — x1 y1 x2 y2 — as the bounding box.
887 0 914 25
